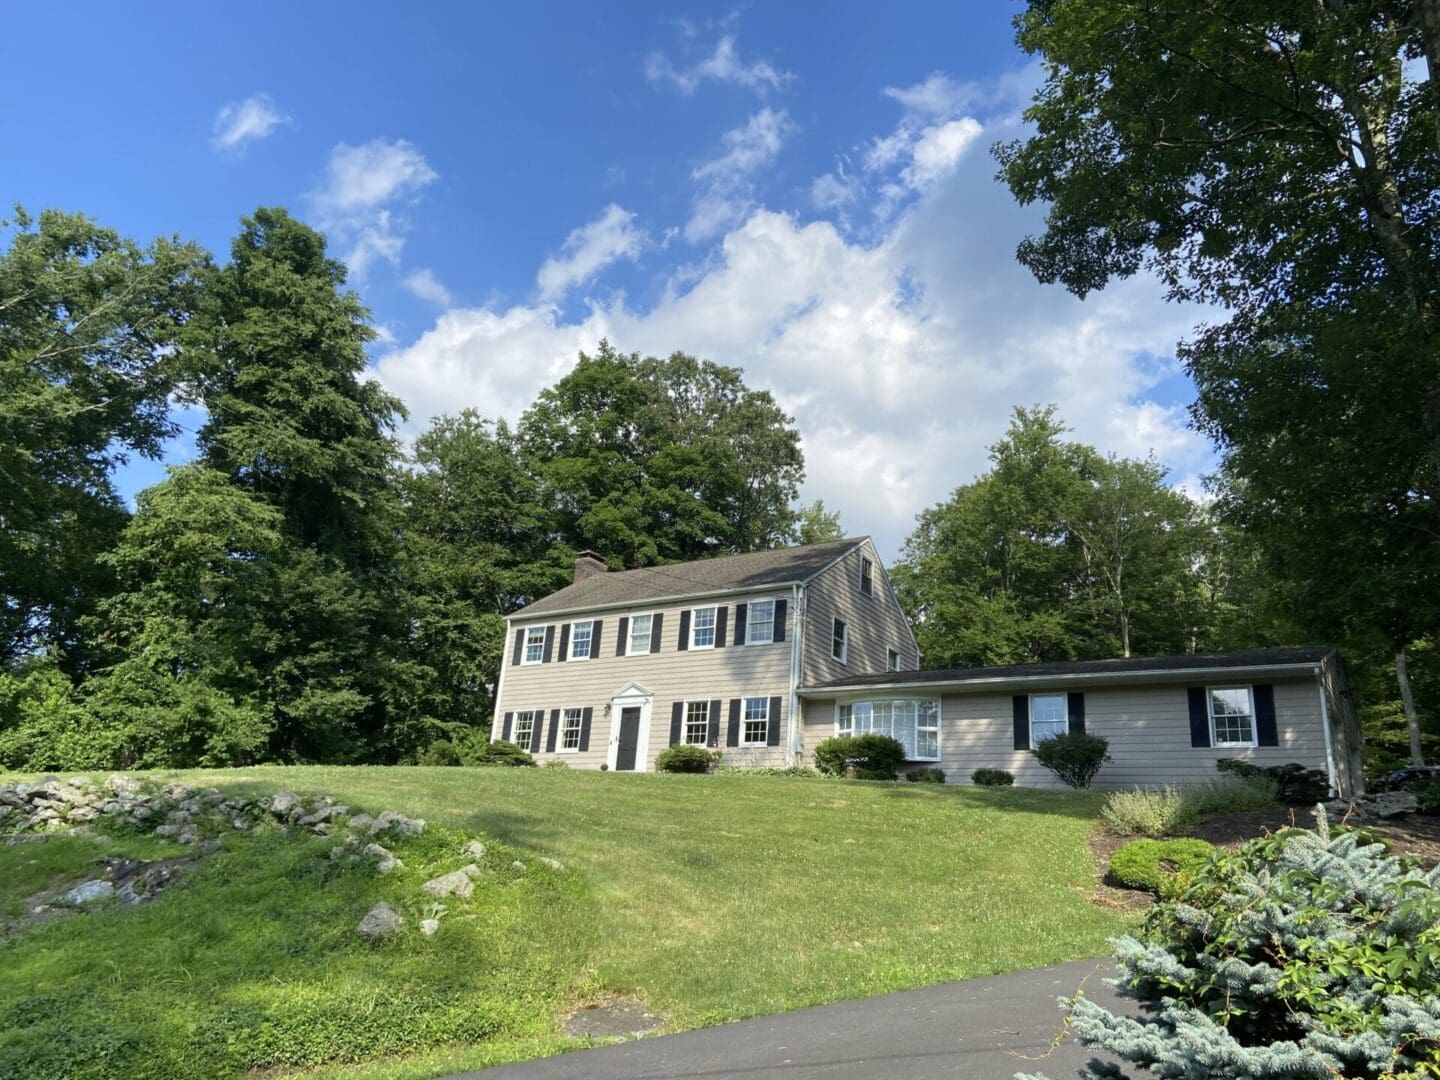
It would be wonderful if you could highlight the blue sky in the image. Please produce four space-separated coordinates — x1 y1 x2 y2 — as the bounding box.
2 2 1209 559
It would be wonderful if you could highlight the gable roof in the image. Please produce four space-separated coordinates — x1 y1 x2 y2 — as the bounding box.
802 646 1336 693
512 537 868 619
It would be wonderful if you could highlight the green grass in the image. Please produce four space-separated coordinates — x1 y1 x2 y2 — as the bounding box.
1 768 1127 1079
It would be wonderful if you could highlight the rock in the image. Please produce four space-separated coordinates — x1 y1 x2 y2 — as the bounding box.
370 810 425 838
537 857 563 871
421 869 474 899
362 843 403 874
460 863 483 879
105 774 143 796
177 825 201 844
420 918 440 936
61 879 115 906
357 901 404 939
153 824 181 838
298 803 349 827
268 789 301 817
313 822 333 836
68 806 99 823
460 839 487 860
347 813 375 832
1326 791 1419 821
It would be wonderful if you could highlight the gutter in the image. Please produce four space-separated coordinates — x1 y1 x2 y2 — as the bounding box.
797 661 1326 697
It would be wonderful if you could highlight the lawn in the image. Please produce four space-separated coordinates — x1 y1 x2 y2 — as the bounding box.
1 768 1127 1079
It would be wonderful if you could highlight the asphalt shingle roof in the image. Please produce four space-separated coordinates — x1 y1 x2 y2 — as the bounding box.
805 646 1336 691
513 537 866 618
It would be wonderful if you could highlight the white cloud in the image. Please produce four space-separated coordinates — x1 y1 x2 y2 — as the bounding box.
403 268 453 307
307 139 438 277
645 34 792 95
374 74 1210 559
211 94 287 151
536 204 646 300
902 117 983 189
882 73 978 118
810 171 857 210
686 108 792 242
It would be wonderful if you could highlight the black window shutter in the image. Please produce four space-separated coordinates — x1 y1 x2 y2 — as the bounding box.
708 699 722 744
557 623 570 663
650 613 663 653
579 707 593 751
591 620 603 659
616 616 629 656
726 699 741 746
530 712 544 753
1012 695 1030 750
1254 684 1279 746
542 625 554 663
734 603 748 645
1067 692 1086 735
714 607 728 649
512 629 524 666
546 709 560 752
502 712 513 740
767 696 782 746
669 701 684 745
678 610 690 650
774 599 788 642
1188 687 1211 747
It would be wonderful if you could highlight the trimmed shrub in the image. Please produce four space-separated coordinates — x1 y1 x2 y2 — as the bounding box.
971 768 1015 787
1106 838 1216 896
1031 732 1111 788
462 739 537 767
655 744 720 773
418 740 462 766
813 734 907 779
1023 812 1440 1080
1216 757 1328 803
907 767 946 784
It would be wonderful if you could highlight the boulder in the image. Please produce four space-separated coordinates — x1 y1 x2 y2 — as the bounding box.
356 901 404 939
460 863 483 879
371 810 425 838
61 879 115 906
421 869 474 899
460 839 487 860
347 813 376 832
362 843 403 874
268 789 301 817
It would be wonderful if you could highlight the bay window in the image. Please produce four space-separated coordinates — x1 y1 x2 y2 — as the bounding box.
835 698 940 761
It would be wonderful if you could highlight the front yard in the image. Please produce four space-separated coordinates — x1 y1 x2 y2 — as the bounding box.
1 768 1127 1079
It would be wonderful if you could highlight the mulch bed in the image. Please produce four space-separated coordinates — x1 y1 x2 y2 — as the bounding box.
1088 808 1440 911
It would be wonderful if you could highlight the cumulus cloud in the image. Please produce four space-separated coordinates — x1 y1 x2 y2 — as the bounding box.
536 204 645 300
308 138 438 277
373 74 1210 558
403 268 453 307
902 117 983 189
686 108 792 242
211 94 287 151
646 34 793 95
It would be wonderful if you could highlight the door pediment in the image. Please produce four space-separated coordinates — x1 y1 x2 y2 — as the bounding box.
611 681 653 700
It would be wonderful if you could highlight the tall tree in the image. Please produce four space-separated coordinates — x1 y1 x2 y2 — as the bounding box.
0 207 204 664
518 342 804 566
792 499 844 545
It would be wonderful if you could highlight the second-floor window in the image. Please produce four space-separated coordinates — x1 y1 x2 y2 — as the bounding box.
887 648 900 671
691 606 717 649
522 626 546 665
560 707 583 751
628 613 653 655
513 710 536 746
748 599 775 645
861 557 874 596
569 620 594 661
684 700 710 744
832 617 848 663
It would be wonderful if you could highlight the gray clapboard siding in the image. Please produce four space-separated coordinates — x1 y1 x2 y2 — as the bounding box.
802 540 919 685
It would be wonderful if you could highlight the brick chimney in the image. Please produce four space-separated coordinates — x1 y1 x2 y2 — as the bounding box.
573 549 608 584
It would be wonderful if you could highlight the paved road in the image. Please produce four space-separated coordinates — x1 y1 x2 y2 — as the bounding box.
459 958 1129 1080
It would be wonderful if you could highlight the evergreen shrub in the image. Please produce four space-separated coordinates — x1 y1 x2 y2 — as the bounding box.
813 734 907 779
971 768 1015 786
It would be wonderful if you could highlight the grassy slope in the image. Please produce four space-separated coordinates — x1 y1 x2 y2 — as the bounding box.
2 768 1127 1079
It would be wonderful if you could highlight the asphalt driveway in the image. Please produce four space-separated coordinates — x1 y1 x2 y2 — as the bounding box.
458 958 1130 1080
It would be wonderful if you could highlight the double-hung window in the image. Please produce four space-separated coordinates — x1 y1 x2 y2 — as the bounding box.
742 697 770 745
831 618 848 663
569 620 594 661
835 699 940 761
522 626 546 664
684 700 710 745
861 557 875 596
1208 687 1257 748
691 607 717 649
513 710 536 747
887 648 900 671
558 707 583 751
628 613 653 655
1029 693 1068 744
747 599 775 645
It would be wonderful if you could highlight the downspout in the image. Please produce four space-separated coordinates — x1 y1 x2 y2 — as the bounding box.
1315 663 1340 798
788 582 804 765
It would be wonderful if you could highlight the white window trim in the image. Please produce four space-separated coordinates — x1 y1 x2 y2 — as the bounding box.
558 706 584 753
740 697 770 747
1208 685 1259 749
1029 692 1069 745
682 699 711 746
690 606 718 651
568 620 594 662
512 710 537 747
746 598 776 646
625 612 655 657
831 617 848 664
886 648 900 672
832 698 941 762
520 626 547 666
860 557 875 597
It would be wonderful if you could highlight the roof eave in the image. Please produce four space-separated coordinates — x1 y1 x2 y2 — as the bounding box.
506 579 807 622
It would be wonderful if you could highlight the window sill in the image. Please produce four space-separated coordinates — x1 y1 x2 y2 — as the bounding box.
1214 741 1258 750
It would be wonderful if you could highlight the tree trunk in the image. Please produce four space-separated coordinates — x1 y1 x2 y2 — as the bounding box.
1416 0 1440 151
1120 612 1131 658
1396 645 1426 766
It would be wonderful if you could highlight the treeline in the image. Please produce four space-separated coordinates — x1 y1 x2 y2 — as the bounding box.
0 207 820 769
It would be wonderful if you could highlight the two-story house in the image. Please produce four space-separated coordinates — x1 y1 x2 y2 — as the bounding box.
491 537 1363 795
